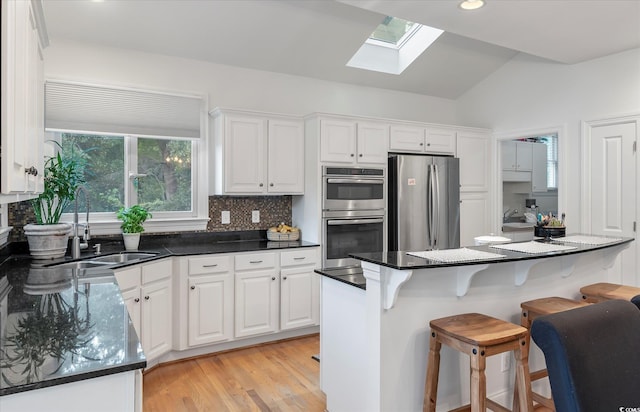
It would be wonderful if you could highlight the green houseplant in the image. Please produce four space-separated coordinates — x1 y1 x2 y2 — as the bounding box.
24 147 85 259
116 205 151 250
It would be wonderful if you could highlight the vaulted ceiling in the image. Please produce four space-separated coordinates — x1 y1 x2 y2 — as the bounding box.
42 0 640 99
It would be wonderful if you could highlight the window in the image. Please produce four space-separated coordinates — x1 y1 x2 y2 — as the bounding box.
368 17 419 47
56 133 193 216
540 134 558 189
45 80 208 234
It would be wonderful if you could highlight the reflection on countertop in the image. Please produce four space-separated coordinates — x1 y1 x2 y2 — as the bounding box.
315 266 366 290
0 230 320 396
0 258 145 396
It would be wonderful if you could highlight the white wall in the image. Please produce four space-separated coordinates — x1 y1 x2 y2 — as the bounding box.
456 48 640 231
44 40 457 124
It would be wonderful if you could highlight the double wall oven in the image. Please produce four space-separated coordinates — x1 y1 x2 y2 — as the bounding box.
322 167 386 269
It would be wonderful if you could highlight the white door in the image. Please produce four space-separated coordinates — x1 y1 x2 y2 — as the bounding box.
120 288 141 337
586 120 637 285
141 279 172 360
224 115 266 193
320 119 356 163
235 270 279 338
267 119 304 193
356 122 388 164
425 127 455 154
188 273 233 346
280 267 318 330
460 193 490 247
389 124 424 152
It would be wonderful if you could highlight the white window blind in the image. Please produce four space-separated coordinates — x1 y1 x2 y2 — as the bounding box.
45 80 202 138
542 135 558 189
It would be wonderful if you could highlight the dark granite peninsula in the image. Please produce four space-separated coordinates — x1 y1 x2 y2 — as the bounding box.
317 235 633 412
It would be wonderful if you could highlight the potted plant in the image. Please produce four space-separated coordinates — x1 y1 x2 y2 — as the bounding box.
24 147 85 259
116 204 152 251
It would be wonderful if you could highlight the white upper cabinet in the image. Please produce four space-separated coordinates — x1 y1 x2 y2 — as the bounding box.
268 119 305 192
457 131 491 192
1 0 47 200
356 122 389 164
210 109 304 195
320 118 388 165
389 125 455 155
502 141 533 171
531 143 548 192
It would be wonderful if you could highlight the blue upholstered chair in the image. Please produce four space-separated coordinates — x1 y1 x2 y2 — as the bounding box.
530 299 640 412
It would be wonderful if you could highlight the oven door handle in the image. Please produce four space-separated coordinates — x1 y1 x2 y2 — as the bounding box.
326 178 384 185
327 218 384 225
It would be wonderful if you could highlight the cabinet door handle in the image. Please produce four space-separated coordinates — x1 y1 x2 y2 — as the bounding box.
293 257 306 260
419 142 424 146
25 166 38 176
283 276 287 280
271 277 276 281
358 154 363 157
250 260 263 264
270 183 274 187
202 264 218 268
350 153 355 157
134 298 140 303
259 183 264 187
190 285 196 290
144 296 150 300
427 143 431 146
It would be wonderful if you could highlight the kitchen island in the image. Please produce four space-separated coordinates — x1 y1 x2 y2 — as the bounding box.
317 235 633 412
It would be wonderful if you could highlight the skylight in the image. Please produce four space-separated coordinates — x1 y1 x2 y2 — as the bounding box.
369 17 419 47
347 16 443 75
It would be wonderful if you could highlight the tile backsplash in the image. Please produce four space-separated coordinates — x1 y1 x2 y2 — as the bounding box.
207 196 292 232
7 196 293 242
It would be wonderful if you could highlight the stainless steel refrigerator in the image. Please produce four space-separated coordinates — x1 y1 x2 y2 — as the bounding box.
388 154 460 251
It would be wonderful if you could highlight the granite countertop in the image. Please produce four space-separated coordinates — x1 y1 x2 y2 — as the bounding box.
314 235 634 290
0 257 146 396
351 234 633 271
0 231 319 397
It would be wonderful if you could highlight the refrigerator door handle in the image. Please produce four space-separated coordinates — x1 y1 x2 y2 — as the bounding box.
433 164 441 249
427 164 435 249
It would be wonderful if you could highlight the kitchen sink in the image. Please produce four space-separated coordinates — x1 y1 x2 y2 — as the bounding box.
47 252 158 272
503 222 535 229
88 252 158 264
49 260 114 270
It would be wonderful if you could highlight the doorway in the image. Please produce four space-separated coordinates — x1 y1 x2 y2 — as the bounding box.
582 116 639 286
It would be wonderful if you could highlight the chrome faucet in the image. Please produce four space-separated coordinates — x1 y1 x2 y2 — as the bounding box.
503 208 518 222
72 186 90 259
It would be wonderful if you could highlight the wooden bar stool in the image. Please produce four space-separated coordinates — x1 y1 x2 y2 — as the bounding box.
425 313 534 412
580 282 640 303
518 297 589 411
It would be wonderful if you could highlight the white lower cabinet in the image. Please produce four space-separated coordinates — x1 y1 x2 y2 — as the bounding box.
459 192 491 246
234 253 279 338
280 248 319 330
114 258 173 363
187 255 234 346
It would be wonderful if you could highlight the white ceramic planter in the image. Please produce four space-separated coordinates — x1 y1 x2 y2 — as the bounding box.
24 223 72 259
123 233 141 251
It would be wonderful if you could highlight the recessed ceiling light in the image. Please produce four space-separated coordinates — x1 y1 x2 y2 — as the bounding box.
459 0 485 10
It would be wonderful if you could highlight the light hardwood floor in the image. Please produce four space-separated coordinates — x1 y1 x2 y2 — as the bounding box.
143 334 326 411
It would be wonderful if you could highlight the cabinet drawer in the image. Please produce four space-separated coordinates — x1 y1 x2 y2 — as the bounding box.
188 255 232 275
281 248 317 267
114 266 140 291
142 259 172 284
235 252 276 271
